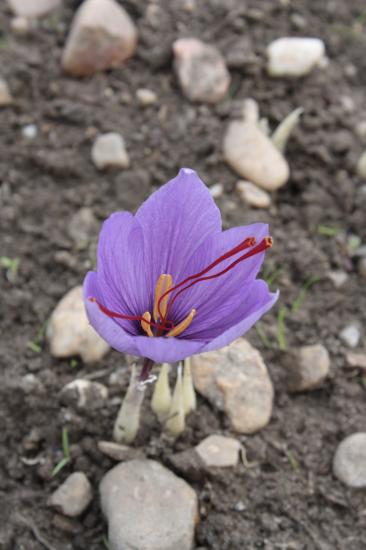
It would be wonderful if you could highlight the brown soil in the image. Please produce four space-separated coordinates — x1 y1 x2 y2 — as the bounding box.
1 0 366 549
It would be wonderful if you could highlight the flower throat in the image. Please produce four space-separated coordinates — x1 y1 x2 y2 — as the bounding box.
89 236 272 338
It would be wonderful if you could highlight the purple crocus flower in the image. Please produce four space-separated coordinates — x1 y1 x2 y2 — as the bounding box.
83 169 278 365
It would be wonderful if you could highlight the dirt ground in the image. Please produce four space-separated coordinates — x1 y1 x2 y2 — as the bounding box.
1 0 366 548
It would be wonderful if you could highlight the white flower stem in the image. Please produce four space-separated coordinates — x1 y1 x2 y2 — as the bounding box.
113 364 146 444
151 363 172 421
182 357 196 414
165 363 185 436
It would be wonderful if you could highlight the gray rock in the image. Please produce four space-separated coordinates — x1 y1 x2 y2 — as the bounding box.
60 379 108 409
0 78 13 107
47 286 110 363
345 352 366 370
62 0 137 77
173 38 230 104
236 180 271 208
223 99 289 191
49 472 92 517
283 344 330 392
68 207 99 250
100 460 198 550
339 324 361 348
267 37 325 78
8 0 60 17
333 433 366 488
167 449 206 482
91 132 130 170
98 441 145 461
191 339 274 433
195 434 241 467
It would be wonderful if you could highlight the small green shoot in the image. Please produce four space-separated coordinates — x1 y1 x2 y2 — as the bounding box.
102 535 111 549
286 449 299 471
0 256 20 283
27 321 48 354
52 428 71 477
26 341 42 354
347 234 361 253
291 276 320 314
276 306 287 351
70 358 79 369
317 225 340 237
262 266 282 287
255 324 272 349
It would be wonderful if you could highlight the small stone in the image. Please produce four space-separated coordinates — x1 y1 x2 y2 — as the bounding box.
339 324 361 348
195 435 241 468
68 207 99 250
191 339 274 433
283 344 330 393
333 433 366 488
267 37 325 78
358 258 366 280
20 374 44 395
173 38 230 104
345 352 366 370
91 132 130 170
10 16 31 36
209 183 224 198
47 286 110 363
357 151 366 180
98 441 144 461
327 270 348 288
136 88 158 107
49 472 92 517
236 180 271 208
60 379 108 409
167 449 206 482
0 78 13 106
22 124 38 139
223 100 289 191
100 460 198 550
8 0 60 17
62 0 137 77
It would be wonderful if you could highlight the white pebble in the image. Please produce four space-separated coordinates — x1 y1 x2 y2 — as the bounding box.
209 183 224 198
339 324 361 348
136 88 158 106
333 433 366 488
267 37 325 78
236 180 271 208
91 132 130 170
195 435 241 468
22 124 38 140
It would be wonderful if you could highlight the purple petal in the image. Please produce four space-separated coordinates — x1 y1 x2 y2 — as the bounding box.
96 212 152 319
201 281 279 350
135 168 222 290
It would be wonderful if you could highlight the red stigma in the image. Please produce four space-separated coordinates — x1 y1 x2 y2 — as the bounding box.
161 236 273 318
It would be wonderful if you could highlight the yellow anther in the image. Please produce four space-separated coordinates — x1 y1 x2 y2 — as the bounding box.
141 311 153 337
166 309 196 338
153 274 173 321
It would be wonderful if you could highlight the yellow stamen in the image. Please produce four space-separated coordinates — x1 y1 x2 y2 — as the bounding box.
141 311 153 337
166 309 196 338
153 274 173 321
